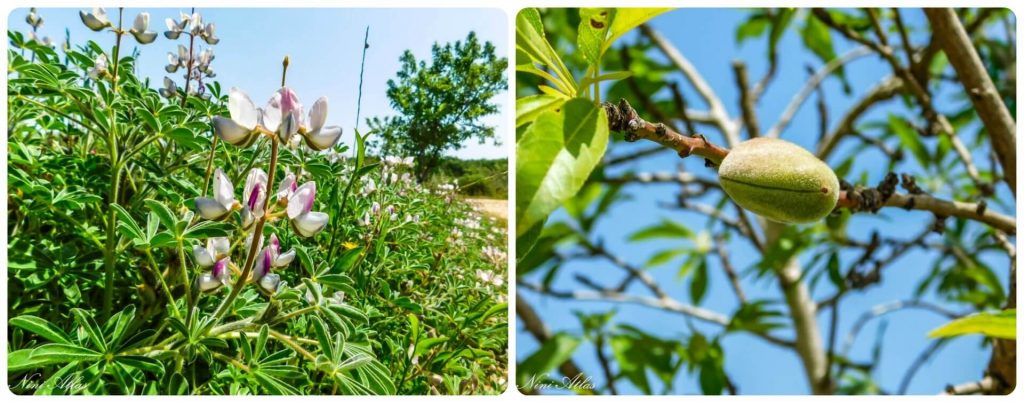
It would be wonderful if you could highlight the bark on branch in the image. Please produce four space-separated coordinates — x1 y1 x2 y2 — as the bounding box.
923 8 1016 196
603 100 1016 234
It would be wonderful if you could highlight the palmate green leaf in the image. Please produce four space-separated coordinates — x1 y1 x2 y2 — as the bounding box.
165 127 208 151
516 94 568 128
517 332 580 387
9 315 72 344
105 305 137 348
31 343 103 362
929 310 1015 340
8 348 64 372
183 220 231 239
356 359 396 395
253 371 300 395
115 356 164 376
516 98 608 237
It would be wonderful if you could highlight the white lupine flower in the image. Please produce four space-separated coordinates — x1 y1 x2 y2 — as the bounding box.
128 12 157 44
79 8 111 31
252 233 295 291
192 237 229 267
164 13 189 39
87 54 108 80
28 32 53 47
362 178 377 195
201 22 220 45
159 77 178 98
297 96 343 151
358 211 371 227
26 8 43 29
240 168 268 229
275 172 297 204
188 13 204 35
286 182 329 237
213 88 263 147
195 168 238 220
198 258 231 293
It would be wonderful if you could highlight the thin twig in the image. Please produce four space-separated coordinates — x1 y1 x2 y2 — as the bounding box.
765 46 872 138
640 24 739 146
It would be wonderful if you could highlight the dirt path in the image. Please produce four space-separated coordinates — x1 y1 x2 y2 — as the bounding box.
464 198 508 222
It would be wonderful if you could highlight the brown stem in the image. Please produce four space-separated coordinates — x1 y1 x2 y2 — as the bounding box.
923 8 1016 196
603 98 729 165
836 190 1015 233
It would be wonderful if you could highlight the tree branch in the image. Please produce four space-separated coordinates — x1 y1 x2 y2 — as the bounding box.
923 8 1016 196
837 189 1015 233
603 99 729 165
640 24 740 146
765 46 873 138
602 103 1016 233
515 293 587 389
764 221 828 395
732 61 760 138
816 76 903 159
519 281 796 350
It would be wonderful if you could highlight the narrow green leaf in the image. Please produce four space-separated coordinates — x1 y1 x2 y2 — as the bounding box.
929 310 1015 340
9 315 71 344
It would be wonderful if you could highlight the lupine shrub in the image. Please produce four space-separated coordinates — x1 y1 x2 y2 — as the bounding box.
7 8 508 395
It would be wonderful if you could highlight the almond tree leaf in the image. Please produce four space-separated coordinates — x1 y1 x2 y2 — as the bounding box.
929 310 1015 340
516 98 608 236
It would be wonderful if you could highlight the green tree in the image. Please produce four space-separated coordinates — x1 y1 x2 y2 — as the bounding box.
368 32 508 181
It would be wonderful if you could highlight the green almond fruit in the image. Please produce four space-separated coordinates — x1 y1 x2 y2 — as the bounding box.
718 137 839 224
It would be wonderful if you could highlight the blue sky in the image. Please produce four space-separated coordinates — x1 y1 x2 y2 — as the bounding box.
518 9 1014 395
8 7 508 159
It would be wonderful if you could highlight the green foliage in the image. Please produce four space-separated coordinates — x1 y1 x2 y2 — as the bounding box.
423 157 508 198
517 7 1016 395
514 7 664 251
366 32 508 181
929 310 1016 340
8 13 506 395
516 98 608 236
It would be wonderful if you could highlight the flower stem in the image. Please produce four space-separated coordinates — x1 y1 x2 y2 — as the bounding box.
178 240 194 324
200 137 219 197
110 8 124 94
180 7 196 108
101 166 122 319
145 249 181 319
